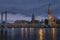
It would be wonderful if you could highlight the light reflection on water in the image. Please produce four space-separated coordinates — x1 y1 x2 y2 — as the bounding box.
0 28 60 40
39 28 44 40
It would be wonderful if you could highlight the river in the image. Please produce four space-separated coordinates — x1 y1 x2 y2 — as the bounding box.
0 28 60 40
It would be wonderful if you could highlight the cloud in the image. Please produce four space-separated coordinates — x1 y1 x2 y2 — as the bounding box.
35 16 47 20
0 14 47 23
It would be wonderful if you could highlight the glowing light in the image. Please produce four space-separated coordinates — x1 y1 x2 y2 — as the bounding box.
12 28 14 40
49 16 52 19
52 28 55 36
52 28 56 40
25 28 28 37
39 28 43 40
21 28 24 37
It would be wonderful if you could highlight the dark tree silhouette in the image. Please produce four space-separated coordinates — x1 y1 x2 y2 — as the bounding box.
56 19 60 24
44 19 48 25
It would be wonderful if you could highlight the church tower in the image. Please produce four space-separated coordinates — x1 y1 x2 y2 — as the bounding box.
31 13 35 23
48 3 53 26
48 3 57 27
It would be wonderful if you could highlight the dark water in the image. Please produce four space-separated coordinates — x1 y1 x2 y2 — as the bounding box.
0 28 60 40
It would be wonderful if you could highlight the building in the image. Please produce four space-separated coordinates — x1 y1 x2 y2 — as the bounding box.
48 2 57 40
48 4 56 27
31 13 40 24
14 20 30 25
31 13 35 23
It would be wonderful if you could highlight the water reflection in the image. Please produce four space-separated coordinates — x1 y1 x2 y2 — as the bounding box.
39 28 44 40
0 28 59 40
47 28 56 40
52 28 56 40
21 28 24 40
12 28 14 40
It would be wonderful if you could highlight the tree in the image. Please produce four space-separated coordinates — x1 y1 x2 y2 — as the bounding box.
56 19 60 24
44 19 48 25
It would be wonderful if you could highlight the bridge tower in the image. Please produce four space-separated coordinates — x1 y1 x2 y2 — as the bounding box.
1 11 7 24
0 11 7 40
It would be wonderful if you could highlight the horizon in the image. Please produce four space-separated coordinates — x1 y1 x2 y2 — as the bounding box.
0 13 60 23
0 13 47 23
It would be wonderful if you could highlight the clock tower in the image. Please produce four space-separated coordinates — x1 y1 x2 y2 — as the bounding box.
48 3 53 26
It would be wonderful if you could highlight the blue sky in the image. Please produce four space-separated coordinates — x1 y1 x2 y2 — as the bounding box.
0 0 60 23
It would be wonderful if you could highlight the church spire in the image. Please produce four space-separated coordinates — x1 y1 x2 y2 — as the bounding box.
31 12 35 23
48 1 52 26
48 0 51 8
48 2 52 15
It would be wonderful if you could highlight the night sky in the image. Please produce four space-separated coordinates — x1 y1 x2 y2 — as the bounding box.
0 0 60 23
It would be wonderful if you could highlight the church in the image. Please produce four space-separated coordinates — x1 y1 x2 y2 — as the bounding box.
48 3 57 27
